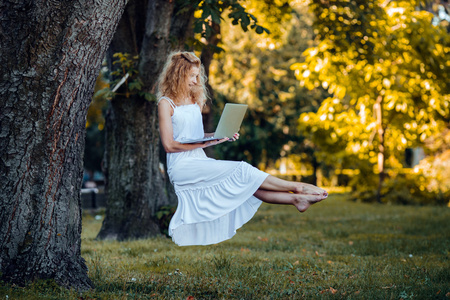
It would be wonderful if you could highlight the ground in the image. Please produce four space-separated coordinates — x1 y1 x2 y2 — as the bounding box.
1 192 449 299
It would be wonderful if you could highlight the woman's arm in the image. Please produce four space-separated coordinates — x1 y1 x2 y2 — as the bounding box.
158 100 228 153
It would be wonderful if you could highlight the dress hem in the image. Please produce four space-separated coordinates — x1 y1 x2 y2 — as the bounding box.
169 162 268 246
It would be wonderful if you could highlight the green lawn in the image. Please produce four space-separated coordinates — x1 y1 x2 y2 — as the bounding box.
2 193 450 299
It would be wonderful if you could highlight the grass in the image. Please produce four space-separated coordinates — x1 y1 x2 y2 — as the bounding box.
1 192 449 299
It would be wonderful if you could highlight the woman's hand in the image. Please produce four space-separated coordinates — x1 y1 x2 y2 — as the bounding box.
228 133 240 142
201 133 239 148
201 137 229 148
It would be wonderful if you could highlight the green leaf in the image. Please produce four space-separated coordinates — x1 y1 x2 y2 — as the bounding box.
129 80 142 91
194 21 204 34
140 92 156 102
210 9 221 25
94 88 114 100
240 14 250 30
202 7 211 20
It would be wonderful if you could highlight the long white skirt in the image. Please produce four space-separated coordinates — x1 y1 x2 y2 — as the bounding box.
167 153 268 246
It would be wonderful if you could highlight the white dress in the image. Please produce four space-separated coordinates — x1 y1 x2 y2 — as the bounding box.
160 97 269 246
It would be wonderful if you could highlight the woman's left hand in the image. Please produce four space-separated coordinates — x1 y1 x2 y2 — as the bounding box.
229 133 240 142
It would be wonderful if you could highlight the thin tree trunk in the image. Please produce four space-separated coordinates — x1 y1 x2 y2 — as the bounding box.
311 155 319 186
375 95 385 203
201 22 221 158
0 0 127 290
160 2 197 208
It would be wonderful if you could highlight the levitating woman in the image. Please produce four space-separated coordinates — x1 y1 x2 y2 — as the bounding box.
157 51 328 246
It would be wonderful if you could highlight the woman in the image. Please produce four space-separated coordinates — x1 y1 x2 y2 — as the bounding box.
157 51 327 246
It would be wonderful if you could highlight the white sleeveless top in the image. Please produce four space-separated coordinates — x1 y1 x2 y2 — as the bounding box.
158 96 208 176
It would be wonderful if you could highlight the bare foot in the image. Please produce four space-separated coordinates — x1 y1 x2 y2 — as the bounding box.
293 183 328 198
293 193 327 213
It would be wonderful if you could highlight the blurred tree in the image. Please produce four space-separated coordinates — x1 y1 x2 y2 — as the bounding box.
0 0 127 290
292 0 450 202
210 0 326 184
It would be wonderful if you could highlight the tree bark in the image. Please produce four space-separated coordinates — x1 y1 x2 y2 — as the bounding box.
0 0 127 290
97 0 197 240
99 96 163 240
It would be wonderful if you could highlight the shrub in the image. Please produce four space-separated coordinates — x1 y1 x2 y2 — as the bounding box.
349 150 450 205
155 205 177 236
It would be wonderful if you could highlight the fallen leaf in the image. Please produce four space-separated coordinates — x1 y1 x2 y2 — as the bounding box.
330 287 338 294
186 296 195 300
293 260 299 265
382 284 396 289
446 291 450 298
348 241 354 245
314 250 326 256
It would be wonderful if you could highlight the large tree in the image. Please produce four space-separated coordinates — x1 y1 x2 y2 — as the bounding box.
0 0 127 290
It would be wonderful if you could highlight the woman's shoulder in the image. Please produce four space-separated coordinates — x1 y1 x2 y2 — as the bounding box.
159 96 177 108
158 95 174 103
158 97 176 117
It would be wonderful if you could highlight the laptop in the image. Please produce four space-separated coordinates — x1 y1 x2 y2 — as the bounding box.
180 103 248 144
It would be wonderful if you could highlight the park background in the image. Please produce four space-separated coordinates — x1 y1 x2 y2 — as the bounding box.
83 0 450 207
1 0 449 299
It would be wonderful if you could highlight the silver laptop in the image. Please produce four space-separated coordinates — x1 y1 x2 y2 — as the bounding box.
181 103 248 144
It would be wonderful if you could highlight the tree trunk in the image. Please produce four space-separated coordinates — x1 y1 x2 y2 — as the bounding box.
0 0 127 290
374 95 385 203
160 2 197 206
311 155 319 186
201 22 221 158
98 0 196 240
98 96 162 240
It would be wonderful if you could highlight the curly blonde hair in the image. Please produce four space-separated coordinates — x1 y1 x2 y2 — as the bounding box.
156 51 209 107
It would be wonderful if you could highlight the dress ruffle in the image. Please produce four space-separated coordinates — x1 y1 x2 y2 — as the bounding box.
169 161 268 246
